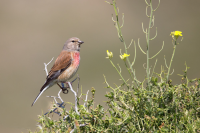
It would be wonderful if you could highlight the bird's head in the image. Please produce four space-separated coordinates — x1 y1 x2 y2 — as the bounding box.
63 37 84 51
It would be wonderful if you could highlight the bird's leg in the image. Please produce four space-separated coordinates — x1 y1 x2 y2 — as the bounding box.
70 77 78 84
64 77 78 89
60 77 78 94
57 83 68 94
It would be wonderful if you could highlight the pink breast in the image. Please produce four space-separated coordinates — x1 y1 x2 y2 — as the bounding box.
73 52 80 66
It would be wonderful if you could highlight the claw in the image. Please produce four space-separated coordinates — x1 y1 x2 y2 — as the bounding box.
56 77 78 94
62 88 68 94
57 83 69 94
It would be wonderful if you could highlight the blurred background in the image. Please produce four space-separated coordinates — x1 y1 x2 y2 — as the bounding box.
0 0 200 132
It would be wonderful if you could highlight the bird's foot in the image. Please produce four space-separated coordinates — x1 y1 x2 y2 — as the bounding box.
57 83 68 94
62 87 68 94
57 78 78 94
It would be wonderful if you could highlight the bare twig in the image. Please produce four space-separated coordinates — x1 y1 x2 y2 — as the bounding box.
46 89 63 103
44 57 54 76
58 89 63 103
70 129 74 133
68 82 80 115
84 90 89 107
47 95 58 103
77 74 80 95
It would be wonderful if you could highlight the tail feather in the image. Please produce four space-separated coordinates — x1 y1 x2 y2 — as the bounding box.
31 82 51 106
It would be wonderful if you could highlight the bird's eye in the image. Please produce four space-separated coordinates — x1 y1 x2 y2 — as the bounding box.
72 40 75 43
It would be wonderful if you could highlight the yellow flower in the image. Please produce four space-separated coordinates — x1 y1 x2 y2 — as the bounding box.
170 31 182 39
106 50 113 59
120 53 130 61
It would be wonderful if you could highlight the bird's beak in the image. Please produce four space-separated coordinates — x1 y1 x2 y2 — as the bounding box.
78 41 84 44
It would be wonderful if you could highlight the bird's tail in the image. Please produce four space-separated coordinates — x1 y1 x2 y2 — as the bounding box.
31 82 51 106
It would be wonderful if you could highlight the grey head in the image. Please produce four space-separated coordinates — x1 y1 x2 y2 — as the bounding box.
63 37 84 51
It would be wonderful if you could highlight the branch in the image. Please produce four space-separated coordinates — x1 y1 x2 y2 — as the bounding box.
149 41 164 59
44 89 65 115
150 59 158 78
76 74 80 95
44 57 54 76
84 90 89 107
130 41 137 67
149 27 157 40
138 39 146 55
68 82 80 115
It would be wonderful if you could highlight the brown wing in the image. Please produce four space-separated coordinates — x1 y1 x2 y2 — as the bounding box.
39 51 72 92
47 50 72 79
33 51 72 105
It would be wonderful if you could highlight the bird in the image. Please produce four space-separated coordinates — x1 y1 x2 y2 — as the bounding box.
31 37 84 106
